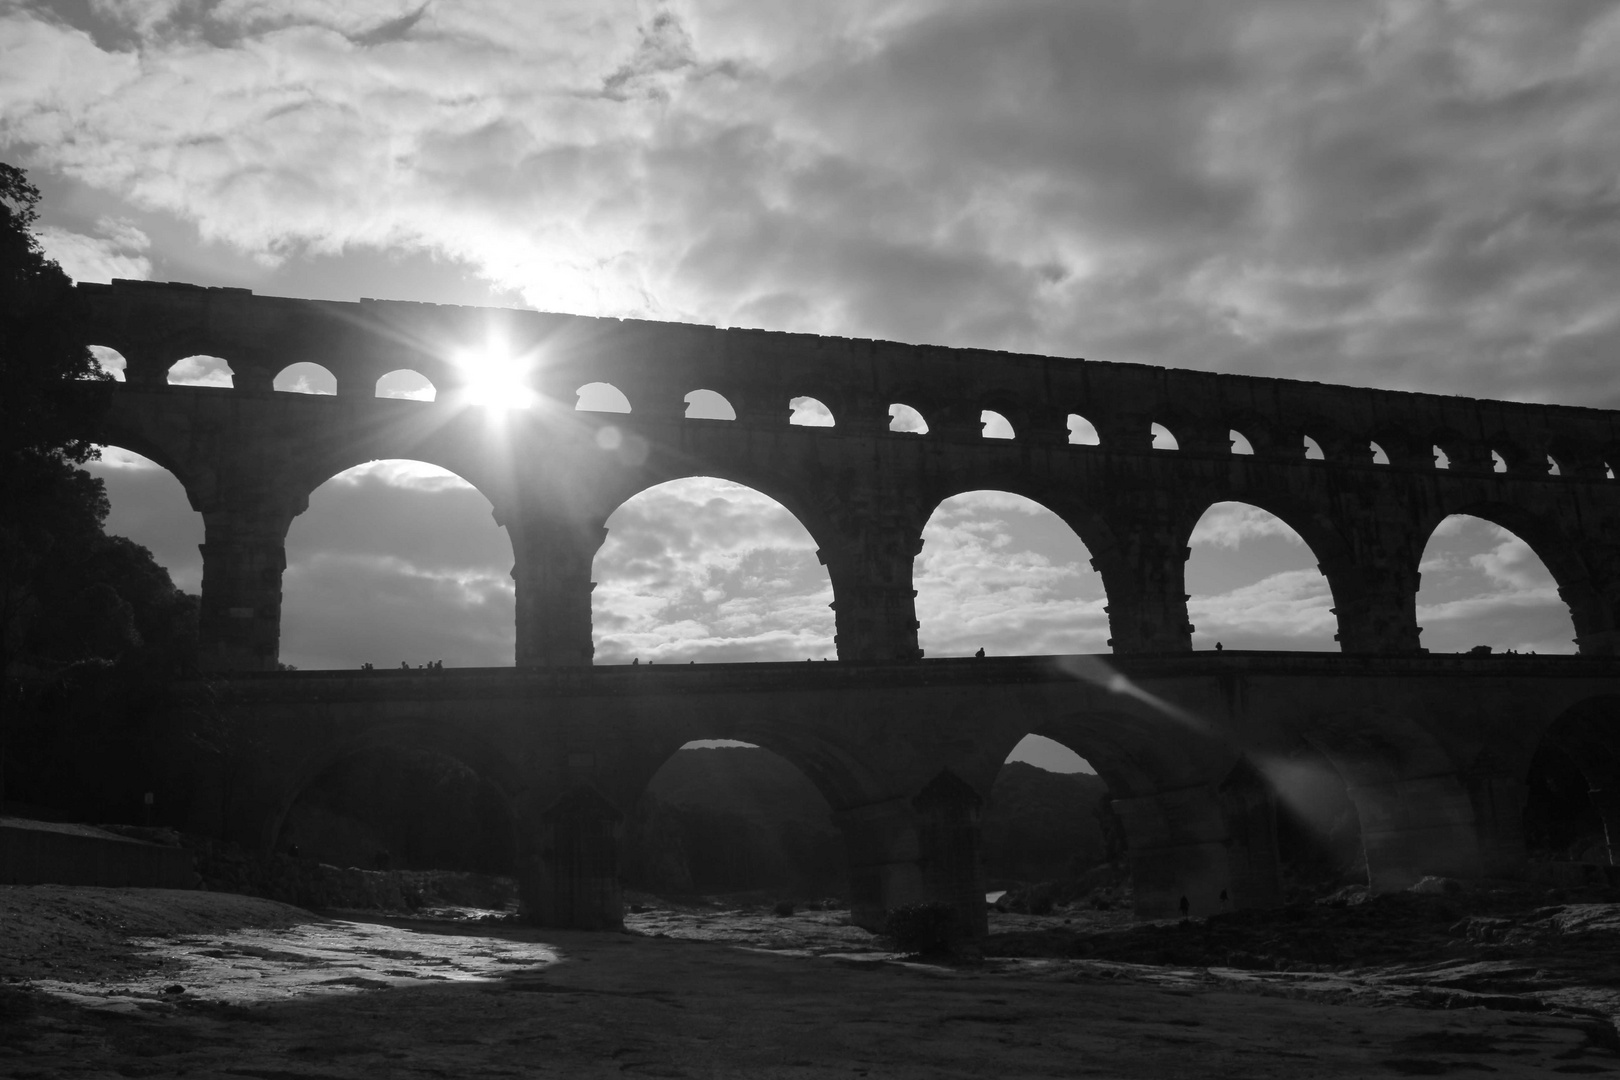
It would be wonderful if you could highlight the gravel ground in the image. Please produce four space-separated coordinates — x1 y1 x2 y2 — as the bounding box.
3 884 1619 1078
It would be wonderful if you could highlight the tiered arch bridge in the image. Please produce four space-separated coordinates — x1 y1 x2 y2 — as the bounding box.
77 280 1620 932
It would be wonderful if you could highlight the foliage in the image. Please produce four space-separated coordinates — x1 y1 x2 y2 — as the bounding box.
0 162 107 463
0 163 198 816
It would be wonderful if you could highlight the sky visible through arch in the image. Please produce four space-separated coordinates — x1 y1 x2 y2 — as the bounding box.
12 1 1613 772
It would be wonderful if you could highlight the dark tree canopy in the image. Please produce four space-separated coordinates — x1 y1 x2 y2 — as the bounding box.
0 162 107 463
1 164 199 817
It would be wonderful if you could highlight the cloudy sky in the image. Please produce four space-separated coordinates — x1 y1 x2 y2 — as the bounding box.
6 1 1610 769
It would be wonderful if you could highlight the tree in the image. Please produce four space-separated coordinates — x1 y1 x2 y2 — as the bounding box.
0 163 106 462
0 163 197 815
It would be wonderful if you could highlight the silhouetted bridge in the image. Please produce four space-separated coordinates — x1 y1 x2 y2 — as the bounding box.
75 280 1620 932
171 653 1620 933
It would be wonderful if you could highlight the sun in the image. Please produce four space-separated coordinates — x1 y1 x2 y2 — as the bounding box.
453 343 537 411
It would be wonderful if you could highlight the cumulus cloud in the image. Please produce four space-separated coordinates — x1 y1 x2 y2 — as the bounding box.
279 460 516 667
1190 502 1308 550
34 217 151 282
1187 503 1334 649
4 1 1618 404
592 477 834 662
1188 568 1337 649
165 355 234 387
916 491 1107 657
1416 514 1574 653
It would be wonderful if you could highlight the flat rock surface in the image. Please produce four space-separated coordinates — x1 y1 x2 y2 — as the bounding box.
4 885 1620 1077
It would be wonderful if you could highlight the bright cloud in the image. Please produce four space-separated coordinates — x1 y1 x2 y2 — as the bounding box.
279 460 516 667
6 1 1619 405
165 355 234 387
1416 514 1574 654
1187 502 1333 650
34 217 151 282
592 477 834 663
1188 568 1337 646
25 1 1615 666
1189 502 1309 550
916 491 1107 657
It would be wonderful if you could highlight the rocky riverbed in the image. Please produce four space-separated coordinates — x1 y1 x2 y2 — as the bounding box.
3 882 1619 1077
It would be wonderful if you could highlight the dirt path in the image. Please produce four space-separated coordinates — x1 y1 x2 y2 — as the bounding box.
3 886 1618 1078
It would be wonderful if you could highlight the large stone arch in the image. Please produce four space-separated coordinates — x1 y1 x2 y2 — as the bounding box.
282 429 520 519
1179 487 1354 577
606 714 886 818
1417 498 1606 654
1520 694 1620 865
585 471 841 662
591 465 844 564
86 434 207 514
259 720 527 857
278 455 518 668
1289 707 1481 890
1176 489 1349 650
92 407 213 506
911 484 1113 657
601 715 901 929
918 479 1121 567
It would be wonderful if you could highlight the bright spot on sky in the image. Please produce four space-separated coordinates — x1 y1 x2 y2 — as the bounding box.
454 345 536 411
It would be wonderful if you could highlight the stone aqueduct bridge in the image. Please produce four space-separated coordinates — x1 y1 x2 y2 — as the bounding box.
78 279 1620 931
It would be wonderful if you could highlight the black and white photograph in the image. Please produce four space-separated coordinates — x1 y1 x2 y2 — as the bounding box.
3 1 1620 1075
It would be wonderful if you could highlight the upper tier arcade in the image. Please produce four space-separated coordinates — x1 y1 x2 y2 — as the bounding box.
75 279 1620 671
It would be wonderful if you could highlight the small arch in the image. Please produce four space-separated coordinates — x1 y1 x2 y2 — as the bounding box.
273 362 337 396
1608 463 1615 480
166 355 233 388
1370 442 1390 465
376 369 436 401
684 389 736 420
1303 436 1325 460
1490 451 1507 474
1547 455 1562 477
1229 430 1254 455
789 396 835 427
576 382 632 413
981 410 1015 439
89 345 126 381
888 403 929 434
1150 423 1178 450
1067 414 1100 446
1433 445 1451 469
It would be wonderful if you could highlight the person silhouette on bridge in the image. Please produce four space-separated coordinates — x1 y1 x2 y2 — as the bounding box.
975 647 985 658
